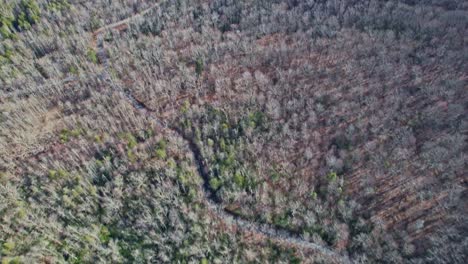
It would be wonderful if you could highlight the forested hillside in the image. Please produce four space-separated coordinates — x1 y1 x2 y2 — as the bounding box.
1 0 466 263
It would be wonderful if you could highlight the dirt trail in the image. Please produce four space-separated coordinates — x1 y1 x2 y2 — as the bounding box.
93 3 352 263
91 1 160 46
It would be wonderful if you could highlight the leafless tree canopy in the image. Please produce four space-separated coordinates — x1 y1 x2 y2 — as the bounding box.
0 0 466 263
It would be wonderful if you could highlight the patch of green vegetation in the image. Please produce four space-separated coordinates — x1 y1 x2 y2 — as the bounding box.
119 132 138 148
48 168 69 180
46 0 71 12
48 169 57 179
99 226 110 244
181 99 190 114
94 134 103 143
127 150 136 163
195 57 204 76
0 0 42 69
273 213 291 229
176 165 189 185
246 111 267 129
155 139 167 159
2 241 15 255
16 207 26 220
0 45 15 66
310 191 318 200
86 48 98 64
155 148 166 160
57 168 68 178
16 0 41 31
0 3 16 39
185 187 197 202
180 106 269 199
1 257 21 264
233 171 245 188
167 158 177 169
59 130 69 142
59 128 83 142
207 138 214 147
144 128 154 139
68 65 78 75
327 171 337 182
209 177 222 190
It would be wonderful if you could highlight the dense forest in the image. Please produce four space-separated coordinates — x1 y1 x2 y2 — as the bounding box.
0 0 466 263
